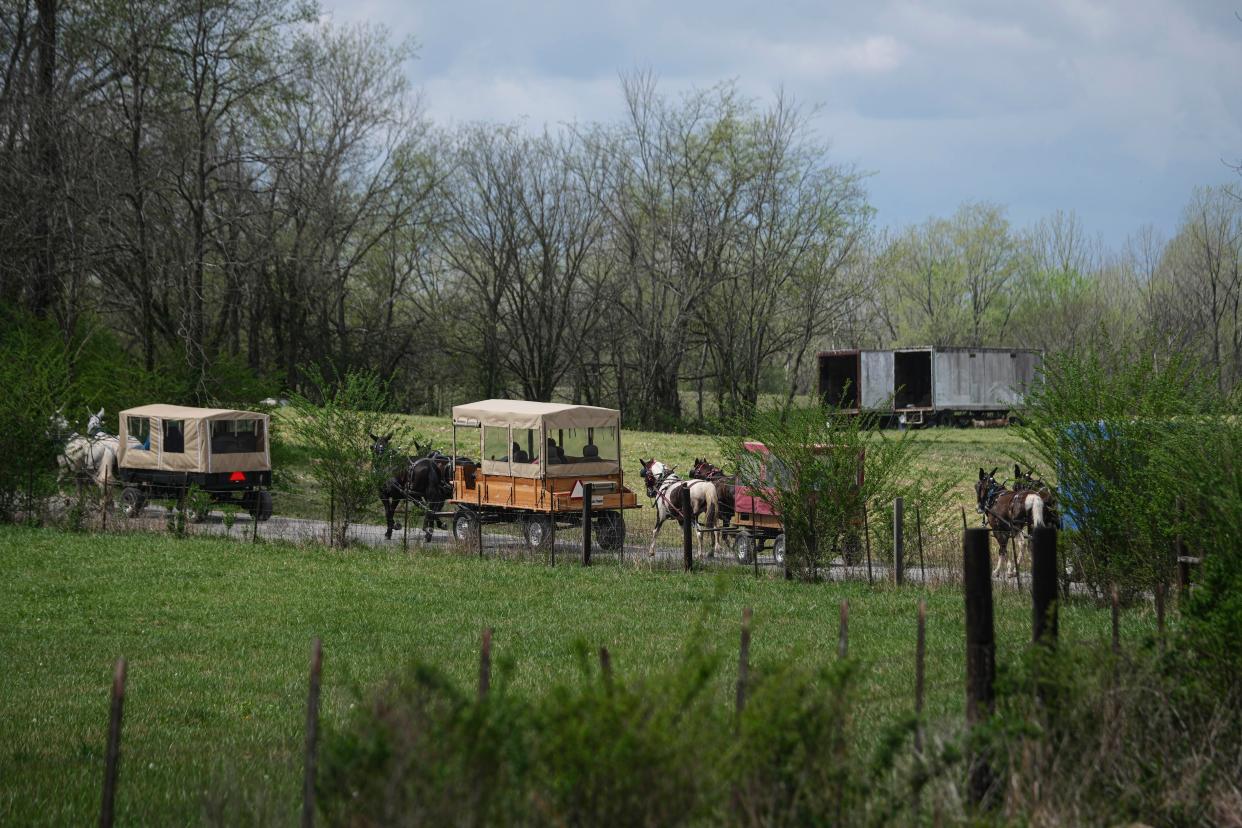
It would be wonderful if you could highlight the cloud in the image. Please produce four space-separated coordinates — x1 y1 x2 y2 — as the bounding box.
315 0 1242 245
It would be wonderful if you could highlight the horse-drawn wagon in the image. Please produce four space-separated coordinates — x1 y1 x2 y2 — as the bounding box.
727 441 865 566
447 400 639 551
115 404 273 522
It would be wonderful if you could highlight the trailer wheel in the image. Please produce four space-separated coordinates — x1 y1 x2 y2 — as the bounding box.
735 530 755 564
453 509 478 544
523 515 554 551
596 512 625 551
121 487 145 519
244 490 273 522
772 533 786 566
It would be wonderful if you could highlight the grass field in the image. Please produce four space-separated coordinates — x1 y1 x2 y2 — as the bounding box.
0 525 1156 825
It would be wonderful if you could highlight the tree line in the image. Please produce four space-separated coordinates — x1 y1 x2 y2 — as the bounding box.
3 1 1240 426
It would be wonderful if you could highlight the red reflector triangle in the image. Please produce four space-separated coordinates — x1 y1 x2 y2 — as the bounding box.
229 471 246 482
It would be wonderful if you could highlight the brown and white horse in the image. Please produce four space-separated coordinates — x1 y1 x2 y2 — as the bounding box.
638 458 720 559
689 458 735 528
975 467 1045 577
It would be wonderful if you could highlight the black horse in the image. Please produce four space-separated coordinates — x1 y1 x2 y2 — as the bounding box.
371 435 453 541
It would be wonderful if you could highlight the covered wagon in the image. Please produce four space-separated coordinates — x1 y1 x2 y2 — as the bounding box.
447 400 639 550
116 404 273 521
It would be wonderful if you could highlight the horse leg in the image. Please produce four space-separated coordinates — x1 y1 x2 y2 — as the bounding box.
647 508 664 557
992 530 1006 577
382 495 395 540
423 503 436 542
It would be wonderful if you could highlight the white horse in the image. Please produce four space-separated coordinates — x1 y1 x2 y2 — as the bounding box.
53 408 118 503
638 458 720 559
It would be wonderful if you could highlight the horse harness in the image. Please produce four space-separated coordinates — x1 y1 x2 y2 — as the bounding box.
979 479 1030 534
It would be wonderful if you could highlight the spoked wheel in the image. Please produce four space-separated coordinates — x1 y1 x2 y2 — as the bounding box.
596 512 625 551
121 487 145 519
772 533 787 566
523 515 554 551
453 509 479 544
735 530 755 564
243 490 273 522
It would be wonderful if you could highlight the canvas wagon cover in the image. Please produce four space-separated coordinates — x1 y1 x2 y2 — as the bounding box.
117 404 270 474
452 399 622 478
452 399 619 430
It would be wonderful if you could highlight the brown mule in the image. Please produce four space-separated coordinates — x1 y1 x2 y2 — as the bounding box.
975 467 1046 577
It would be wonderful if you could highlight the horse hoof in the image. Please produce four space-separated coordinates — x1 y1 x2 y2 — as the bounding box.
393 522 402 531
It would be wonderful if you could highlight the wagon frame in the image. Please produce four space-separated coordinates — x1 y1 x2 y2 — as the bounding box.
115 404 274 522
446 400 640 551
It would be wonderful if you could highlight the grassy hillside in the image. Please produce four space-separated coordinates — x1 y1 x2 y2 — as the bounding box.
0 526 1154 825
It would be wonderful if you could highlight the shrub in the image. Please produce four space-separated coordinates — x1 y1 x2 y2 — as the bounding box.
716 404 950 579
287 364 422 546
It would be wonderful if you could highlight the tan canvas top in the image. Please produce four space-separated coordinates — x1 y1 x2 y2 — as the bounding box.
121 403 264 421
452 399 620 430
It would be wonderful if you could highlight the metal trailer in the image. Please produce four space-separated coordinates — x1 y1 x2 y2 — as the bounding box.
817 347 1041 425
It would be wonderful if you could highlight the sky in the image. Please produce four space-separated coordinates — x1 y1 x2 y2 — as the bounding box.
317 0 1242 249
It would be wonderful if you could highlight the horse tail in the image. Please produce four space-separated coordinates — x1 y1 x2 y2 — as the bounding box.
700 480 718 528
1026 493 1044 529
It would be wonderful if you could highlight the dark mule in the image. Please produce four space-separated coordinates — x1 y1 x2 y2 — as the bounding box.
371 435 452 541
975 467 1046 577
689 458 735 528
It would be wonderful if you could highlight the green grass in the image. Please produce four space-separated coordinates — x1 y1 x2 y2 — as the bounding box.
0 525 1156 825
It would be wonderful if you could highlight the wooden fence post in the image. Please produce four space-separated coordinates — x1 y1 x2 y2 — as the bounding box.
682 485 693 572
838 599 849 659
736 607 752 718
914 600 926 753
582 483 592 566
599 647 612 689
302 638 322 828
863 504 873 584
1030 527 1058 646
478 627 492 699
100 657 127 828
1110 585 1120 655
893 497 905 586
915 502 926 584
963 527 995 808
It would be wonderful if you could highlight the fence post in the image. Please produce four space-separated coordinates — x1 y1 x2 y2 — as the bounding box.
478 627 492 699
1155 581 1166 654
582 483 592 566
963 527 995 808
599 647 612 689
863 503 873 584
682 485 693 572
914 600 926 752
838 599 849 659
915 502 926 584
1111 585 1120 655
100 657 127 828
736 607 751 718
476 511 484 560
1030 527 1058 646
302 638 322 828
893 497 905 586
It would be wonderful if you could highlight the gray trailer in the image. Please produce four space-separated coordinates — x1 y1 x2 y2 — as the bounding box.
817 347 1041 425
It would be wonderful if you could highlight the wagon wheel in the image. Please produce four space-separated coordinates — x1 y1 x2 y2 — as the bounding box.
523 514 554 551
840 530 862 566
595 512 625 551
772 533 787 566
453 509 479 545
244 490 273 522
120 487 145 519
735 530 755 564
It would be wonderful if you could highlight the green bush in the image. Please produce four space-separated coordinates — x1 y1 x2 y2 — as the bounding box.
318 636 877 826
287 364 422 546
716 404 950 579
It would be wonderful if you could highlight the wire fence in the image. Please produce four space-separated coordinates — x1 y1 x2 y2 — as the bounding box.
35 477 1049 593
